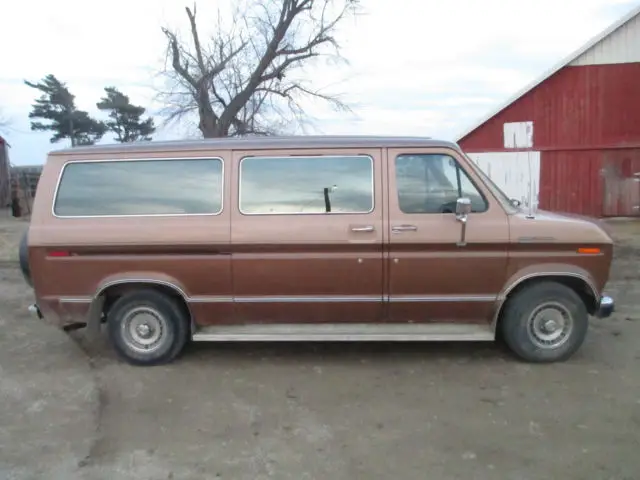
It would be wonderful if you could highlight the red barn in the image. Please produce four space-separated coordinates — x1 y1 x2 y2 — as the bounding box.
457 4 640 218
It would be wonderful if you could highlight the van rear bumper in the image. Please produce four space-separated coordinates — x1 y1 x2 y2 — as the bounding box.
596 295 614 318
28 298 89 329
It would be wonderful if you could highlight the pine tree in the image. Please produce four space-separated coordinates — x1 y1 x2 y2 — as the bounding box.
24 74 106 146
97 87 155 142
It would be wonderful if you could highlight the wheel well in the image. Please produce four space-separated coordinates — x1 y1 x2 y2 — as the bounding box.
497 275 598 326
99 282 193 329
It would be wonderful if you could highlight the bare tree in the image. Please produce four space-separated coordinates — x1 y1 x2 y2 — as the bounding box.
159 0 359 137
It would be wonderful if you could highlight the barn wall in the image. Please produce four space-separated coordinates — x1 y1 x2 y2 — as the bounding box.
458 62 640 217
571 11 640 66
537 148 640 217
601 148 640 216
458 63 640 152
467 151 540 209
538 150 604 216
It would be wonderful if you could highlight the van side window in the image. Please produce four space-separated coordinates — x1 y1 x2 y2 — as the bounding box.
395 154 488 214
239 155 374 214
54 158 223 217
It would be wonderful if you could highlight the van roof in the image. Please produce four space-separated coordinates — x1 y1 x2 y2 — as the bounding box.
49 135 459 156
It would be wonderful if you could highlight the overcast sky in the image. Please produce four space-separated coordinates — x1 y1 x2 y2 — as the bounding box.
0 0 637 165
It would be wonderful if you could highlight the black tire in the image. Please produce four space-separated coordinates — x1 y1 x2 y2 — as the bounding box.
500 281 588 363
107 289 189 366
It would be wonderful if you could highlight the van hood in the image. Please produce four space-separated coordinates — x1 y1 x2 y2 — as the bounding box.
533 209 597 222
529 209 615 238
509 208 614 244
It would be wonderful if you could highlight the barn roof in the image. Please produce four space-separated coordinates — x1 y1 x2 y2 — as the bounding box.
456 3 640 142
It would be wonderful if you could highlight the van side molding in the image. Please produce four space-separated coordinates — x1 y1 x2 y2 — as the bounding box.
94 278 191 301
492 270 600 329
92 277 196 333
498 271 599 301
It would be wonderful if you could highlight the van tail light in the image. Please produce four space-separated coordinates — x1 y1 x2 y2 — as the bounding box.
48 250 71 257
577 247 601 255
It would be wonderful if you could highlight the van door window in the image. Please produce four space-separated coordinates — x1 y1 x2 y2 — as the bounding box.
239 155 374 215
395 154 488 214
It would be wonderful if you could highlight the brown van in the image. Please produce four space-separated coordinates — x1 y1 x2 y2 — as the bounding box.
20 136 615 366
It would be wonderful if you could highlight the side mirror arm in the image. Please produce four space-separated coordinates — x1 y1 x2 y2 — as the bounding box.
455 197 471 246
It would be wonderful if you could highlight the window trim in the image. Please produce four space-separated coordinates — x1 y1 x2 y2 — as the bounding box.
394 152 490 215
52 156 225 219
237 154 376 216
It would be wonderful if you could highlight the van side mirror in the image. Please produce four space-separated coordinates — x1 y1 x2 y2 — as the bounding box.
455 197 471 221
510 198 521 208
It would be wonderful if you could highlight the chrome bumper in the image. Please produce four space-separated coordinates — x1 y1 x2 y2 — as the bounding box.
596 295 614 318
28 303 42 319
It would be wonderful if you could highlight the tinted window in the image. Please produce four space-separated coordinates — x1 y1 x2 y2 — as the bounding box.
239 155 374 214
395 154 487 214
54 158 223 216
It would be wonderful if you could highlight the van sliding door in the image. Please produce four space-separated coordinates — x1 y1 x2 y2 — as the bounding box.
229 148 385 324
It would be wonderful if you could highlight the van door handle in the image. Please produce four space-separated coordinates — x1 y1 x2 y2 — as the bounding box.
351 225 375 232
392 224 418 233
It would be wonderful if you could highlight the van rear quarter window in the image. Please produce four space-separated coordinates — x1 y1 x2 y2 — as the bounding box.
53 158 223 216
239 155 374 214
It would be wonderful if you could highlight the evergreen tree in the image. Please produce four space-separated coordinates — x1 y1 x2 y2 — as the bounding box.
24 74 106 146
97 87 155 142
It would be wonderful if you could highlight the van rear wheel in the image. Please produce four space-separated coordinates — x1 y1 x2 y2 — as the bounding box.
107 289 189 366
500 281 588 363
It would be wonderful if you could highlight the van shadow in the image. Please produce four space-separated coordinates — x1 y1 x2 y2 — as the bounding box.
70 330 514 366
181 339 513 366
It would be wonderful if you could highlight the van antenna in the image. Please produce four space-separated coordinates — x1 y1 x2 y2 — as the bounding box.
526 150 535 219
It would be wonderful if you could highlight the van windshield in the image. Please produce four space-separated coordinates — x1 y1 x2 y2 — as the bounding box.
461 152 518 214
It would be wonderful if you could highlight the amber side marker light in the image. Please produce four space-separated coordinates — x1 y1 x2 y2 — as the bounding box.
577 247 601 255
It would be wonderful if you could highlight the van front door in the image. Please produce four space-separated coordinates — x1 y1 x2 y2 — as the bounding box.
230 148 384 325
386 147 509 324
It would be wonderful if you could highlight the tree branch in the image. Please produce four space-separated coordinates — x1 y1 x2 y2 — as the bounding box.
157 0 360 137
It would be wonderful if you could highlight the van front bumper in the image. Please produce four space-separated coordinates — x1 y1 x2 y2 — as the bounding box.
596 295 615 318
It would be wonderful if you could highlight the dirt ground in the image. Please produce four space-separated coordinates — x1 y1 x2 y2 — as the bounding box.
0 214 639 480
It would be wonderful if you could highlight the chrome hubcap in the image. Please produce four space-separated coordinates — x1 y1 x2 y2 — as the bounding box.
542 319 559 333
528 302 573 349
136 323 152 338
120 306 167 353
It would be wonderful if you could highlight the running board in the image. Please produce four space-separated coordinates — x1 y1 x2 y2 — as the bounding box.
192 323 495 342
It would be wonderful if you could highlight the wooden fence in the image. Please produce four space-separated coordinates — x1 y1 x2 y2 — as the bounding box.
10 165 43 218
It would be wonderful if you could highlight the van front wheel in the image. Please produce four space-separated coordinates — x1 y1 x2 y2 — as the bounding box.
500 281 589 363
107 290 189 366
